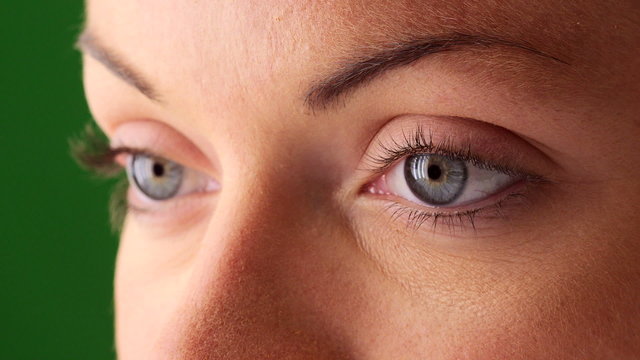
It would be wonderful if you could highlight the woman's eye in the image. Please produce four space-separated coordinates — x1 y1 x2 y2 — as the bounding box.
127 153 215 201
381 154 519 208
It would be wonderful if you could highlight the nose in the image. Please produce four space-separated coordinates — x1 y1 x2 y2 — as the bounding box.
152 157 359 359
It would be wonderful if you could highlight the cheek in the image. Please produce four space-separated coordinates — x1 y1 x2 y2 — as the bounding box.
112 172 640 359
438 262 640 359
352 212 640 358
114 221 203 357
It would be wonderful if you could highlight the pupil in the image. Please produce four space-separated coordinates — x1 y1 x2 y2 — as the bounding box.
152 163 165 177
427 164 442 180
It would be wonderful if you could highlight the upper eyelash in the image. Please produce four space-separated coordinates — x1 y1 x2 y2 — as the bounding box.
365 125 537 179
69 123 165 176
69 123 133 232
69 122 121 177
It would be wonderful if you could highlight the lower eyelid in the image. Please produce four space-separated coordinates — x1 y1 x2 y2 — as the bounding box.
366 184 533 235
126 173 218 206
125 186 216 227
365 178 528 214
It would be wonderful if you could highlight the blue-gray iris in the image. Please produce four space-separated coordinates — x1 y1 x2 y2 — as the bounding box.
404 154 468 205
131 154 184 200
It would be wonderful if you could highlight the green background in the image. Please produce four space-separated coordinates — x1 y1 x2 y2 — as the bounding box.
2 2 118 359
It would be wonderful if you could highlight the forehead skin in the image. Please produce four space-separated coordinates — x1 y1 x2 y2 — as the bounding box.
85 0 639 118
83 1 640 359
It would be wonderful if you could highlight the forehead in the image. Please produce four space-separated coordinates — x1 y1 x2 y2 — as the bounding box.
84 0 634 115
86 0 580 60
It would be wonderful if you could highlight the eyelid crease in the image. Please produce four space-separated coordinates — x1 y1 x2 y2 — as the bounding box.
110 120 217 177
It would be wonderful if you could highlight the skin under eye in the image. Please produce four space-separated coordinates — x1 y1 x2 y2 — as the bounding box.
125 152 218 202
368 153 520 209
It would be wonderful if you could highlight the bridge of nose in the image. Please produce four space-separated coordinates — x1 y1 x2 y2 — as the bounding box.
151 154 372 359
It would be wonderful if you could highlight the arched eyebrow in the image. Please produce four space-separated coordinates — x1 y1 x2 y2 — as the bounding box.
76 30 567 111
303 33 569 111
75 31 162 103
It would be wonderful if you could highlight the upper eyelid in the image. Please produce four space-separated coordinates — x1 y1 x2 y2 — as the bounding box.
365 128 536 180
358 113 566 187
108 146 164 167
110 120 218 176
111 146 202 174
111 146 170 161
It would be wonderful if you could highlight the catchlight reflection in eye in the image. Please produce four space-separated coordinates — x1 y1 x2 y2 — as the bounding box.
405 154 468 205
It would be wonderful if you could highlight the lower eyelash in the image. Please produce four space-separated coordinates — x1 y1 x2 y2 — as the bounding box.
382 189 532 233
109 176 129 233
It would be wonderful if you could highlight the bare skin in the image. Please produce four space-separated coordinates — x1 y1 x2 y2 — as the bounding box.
79 0 640 359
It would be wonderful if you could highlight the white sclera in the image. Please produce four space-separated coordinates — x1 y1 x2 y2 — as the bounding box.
128 154 219 201
386 156 516 208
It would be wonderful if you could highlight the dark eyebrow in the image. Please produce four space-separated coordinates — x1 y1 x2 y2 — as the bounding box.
304 32 568 111
75 31 161 102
